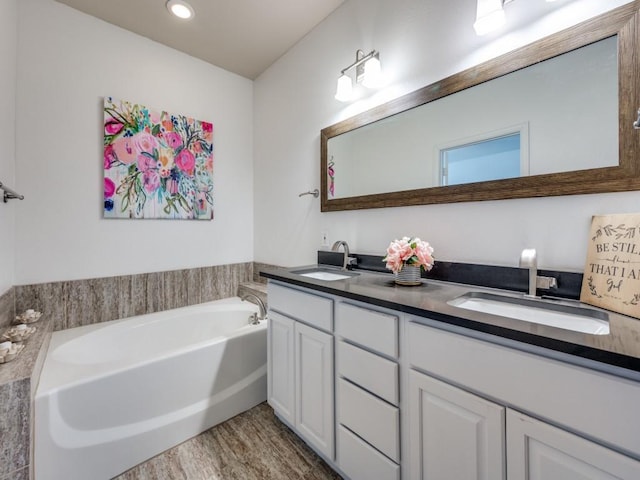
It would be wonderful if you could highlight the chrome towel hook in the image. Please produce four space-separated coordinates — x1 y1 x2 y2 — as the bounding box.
298 189 319 198
634 108 640 129
0 180 24 203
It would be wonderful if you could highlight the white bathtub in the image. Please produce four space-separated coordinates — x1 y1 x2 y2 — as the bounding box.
34 297 267 480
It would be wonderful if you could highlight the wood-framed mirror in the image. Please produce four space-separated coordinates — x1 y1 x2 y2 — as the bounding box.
321 2 640 212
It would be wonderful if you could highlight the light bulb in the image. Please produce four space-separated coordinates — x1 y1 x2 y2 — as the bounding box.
473 0 505 36
166 0 194 20
362 56 382 88
473 8 505 35
335 74 353 102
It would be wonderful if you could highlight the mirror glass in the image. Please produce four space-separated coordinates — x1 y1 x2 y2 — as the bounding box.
327 37 618 199
320 3 640 212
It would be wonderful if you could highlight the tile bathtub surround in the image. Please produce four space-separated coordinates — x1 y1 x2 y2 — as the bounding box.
0 314 53 480
15 262 253 331
0 287 15 330
0 378 29 480
252 262 280 284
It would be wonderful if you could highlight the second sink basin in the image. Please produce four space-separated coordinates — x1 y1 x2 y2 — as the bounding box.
447 292 610 335
292 267 359 281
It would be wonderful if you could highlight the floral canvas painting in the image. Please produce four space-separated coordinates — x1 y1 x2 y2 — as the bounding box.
103 97 214 219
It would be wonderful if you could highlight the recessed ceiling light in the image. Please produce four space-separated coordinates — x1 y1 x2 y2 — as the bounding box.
166 0 194 20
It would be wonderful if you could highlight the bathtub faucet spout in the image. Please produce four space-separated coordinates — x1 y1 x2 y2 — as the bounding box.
241 294 267 325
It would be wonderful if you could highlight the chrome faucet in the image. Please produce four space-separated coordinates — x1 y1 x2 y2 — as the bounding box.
331 240 357 271
519 248 557 298
241 293 267 324
519 248 538 297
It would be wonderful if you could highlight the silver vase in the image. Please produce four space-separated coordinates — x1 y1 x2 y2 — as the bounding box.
395 265 422 286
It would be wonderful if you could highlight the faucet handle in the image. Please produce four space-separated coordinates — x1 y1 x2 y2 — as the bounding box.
536 276 557 290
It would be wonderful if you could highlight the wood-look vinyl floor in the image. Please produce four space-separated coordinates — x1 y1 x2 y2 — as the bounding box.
114 403 343 480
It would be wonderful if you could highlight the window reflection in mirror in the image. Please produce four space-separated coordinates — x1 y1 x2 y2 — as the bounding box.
326 35 617 200
441 132 522 186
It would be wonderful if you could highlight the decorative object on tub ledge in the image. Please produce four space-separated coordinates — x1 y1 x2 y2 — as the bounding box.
14 309 42 325
2 324 36 343
298 189 319 198
0 341 25 364
103 97 214 220
0 180 24 203
580 213 640 320
384 236 435 286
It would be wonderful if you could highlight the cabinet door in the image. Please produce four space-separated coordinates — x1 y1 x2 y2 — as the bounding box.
295 321 334 460
507 409 640 480
267 311 295 425
408 370 505 480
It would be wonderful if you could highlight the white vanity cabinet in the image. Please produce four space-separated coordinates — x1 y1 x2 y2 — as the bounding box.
266 277 640 480
267 282 335 460
407 319 640 480
335 302 401 480
408 370 505 480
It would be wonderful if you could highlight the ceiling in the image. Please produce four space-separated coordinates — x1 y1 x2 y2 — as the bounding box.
54 0 347 80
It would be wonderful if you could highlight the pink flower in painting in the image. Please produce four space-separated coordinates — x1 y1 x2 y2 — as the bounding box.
104 178 116 198
143 170 161 193
112 136 137 164
134 132 158 154
104 145 116 169
205 156 213 172
149 110 161 125
105 118 123 135
164 131 182 149
137 154 156 173
202 122 213 142
175 149 195 175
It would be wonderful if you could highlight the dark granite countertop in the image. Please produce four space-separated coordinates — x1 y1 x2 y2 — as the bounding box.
261 265 640 376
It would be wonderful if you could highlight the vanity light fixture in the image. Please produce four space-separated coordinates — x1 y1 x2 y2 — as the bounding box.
334 49 382 102
474 0 561 35
166 0 194 20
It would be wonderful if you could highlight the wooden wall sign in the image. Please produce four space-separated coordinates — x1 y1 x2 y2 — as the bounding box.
580 213 640 319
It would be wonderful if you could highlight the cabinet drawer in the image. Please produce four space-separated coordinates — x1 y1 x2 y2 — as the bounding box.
338 425 400 480
337 340 399 406
335 303 398 358
337 378 400 462
268 282 333 332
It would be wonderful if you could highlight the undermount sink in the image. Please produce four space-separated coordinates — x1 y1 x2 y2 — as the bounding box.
447 292 610 335
292 267 359 282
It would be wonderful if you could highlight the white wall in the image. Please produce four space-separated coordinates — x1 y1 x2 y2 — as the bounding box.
254 0 638 272
0 0 18 294
14 0 254 284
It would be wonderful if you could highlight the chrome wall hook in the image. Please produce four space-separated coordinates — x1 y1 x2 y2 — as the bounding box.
0 181 24 203
633 108 640 129
298 189 319 198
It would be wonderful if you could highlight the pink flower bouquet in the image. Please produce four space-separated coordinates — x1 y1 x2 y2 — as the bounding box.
383 237 435 274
